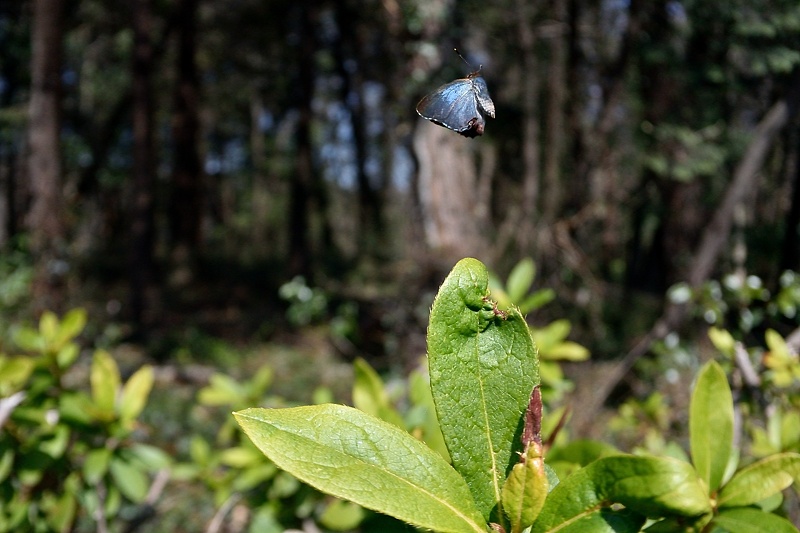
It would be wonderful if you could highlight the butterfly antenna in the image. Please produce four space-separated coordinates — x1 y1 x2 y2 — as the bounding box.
453 48 481 73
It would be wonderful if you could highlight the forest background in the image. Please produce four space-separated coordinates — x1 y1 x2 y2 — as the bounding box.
2 0 800 530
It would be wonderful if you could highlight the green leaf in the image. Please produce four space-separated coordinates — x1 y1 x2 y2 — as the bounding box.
197 373 245 406
39 312 59 345
712 507 799 533
0 356 35 395
531 455 711 532
707 327 735 357
91 350 121 420
506 258 535 303
54 308 87 348
546 439 621 466
83 448 112 485
501 445 548 533
519 288 555 313
109 456 149 503
128 443 173 471
234 404 487 533
12 326 44 353
690 360 734 493
427 258 539 520
56 343 79 369
408 369 450 461
318 499 367 531
544 341 590 362
718 452 800 507
45 489 77 533
352 357 405 429
119 365 154 422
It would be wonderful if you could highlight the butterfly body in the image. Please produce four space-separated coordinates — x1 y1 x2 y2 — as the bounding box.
416 70 495 138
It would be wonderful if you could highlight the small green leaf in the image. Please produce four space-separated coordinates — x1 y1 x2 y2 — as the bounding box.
531 455 711 532
708 327 735 357
546 439 620 466
519 288 555 313
54 308 87 348
543 341 590 361
690 360 734 493
91 350 121 419
119 365 154 422
189 435 212 466
56 343 79 369
235 404 486 533
718 452 800 507
218 446 266 468
318 499 367 531
427 258 539 520
713 507 799 533
109 456 149 503
128 443 173 471
39 312 59 344
45 489 77 533
506 258 535 303
83 448 112 485
501 445 548 533
197 373 245 406
408 369 450 461
231 463 278 492
12 326 44 352
0 356 35 395
352 358 405 429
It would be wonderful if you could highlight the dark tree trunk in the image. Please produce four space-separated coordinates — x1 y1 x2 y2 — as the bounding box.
27 0 65 312
169 0 202 256
288 5 317 277
542 0 567 223
516 0 542 235
130 0 156 333
780 124 800 272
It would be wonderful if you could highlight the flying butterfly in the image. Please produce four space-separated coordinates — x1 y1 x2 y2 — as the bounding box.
415 54 495 138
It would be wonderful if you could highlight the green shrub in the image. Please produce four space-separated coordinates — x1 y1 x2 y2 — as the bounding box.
0 309 167 531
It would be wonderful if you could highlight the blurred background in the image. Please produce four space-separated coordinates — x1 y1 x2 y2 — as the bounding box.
2 0 800 530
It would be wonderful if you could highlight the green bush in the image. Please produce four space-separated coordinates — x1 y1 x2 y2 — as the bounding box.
0 309 167 531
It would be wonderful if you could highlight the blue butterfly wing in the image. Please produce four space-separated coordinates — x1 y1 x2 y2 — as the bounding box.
416 79 484 134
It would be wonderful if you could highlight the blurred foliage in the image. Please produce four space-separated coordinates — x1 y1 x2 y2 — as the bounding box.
0 309 166 531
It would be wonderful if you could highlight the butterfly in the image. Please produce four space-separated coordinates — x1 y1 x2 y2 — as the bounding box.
416 68 495 138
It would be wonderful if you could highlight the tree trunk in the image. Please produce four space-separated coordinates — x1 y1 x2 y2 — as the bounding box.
130 0 156 333
542 0 567 223
27 0 65 312
288 4 317 277
413 121 489 264
516 0 542 240
780 124 800 272
169 0 202 259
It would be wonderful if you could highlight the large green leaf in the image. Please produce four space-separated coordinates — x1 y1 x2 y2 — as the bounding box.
689 360 734 493
234 405 486 533
717 452 800 507
712 507 799 533
427 258 539 520
531 455 711 532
